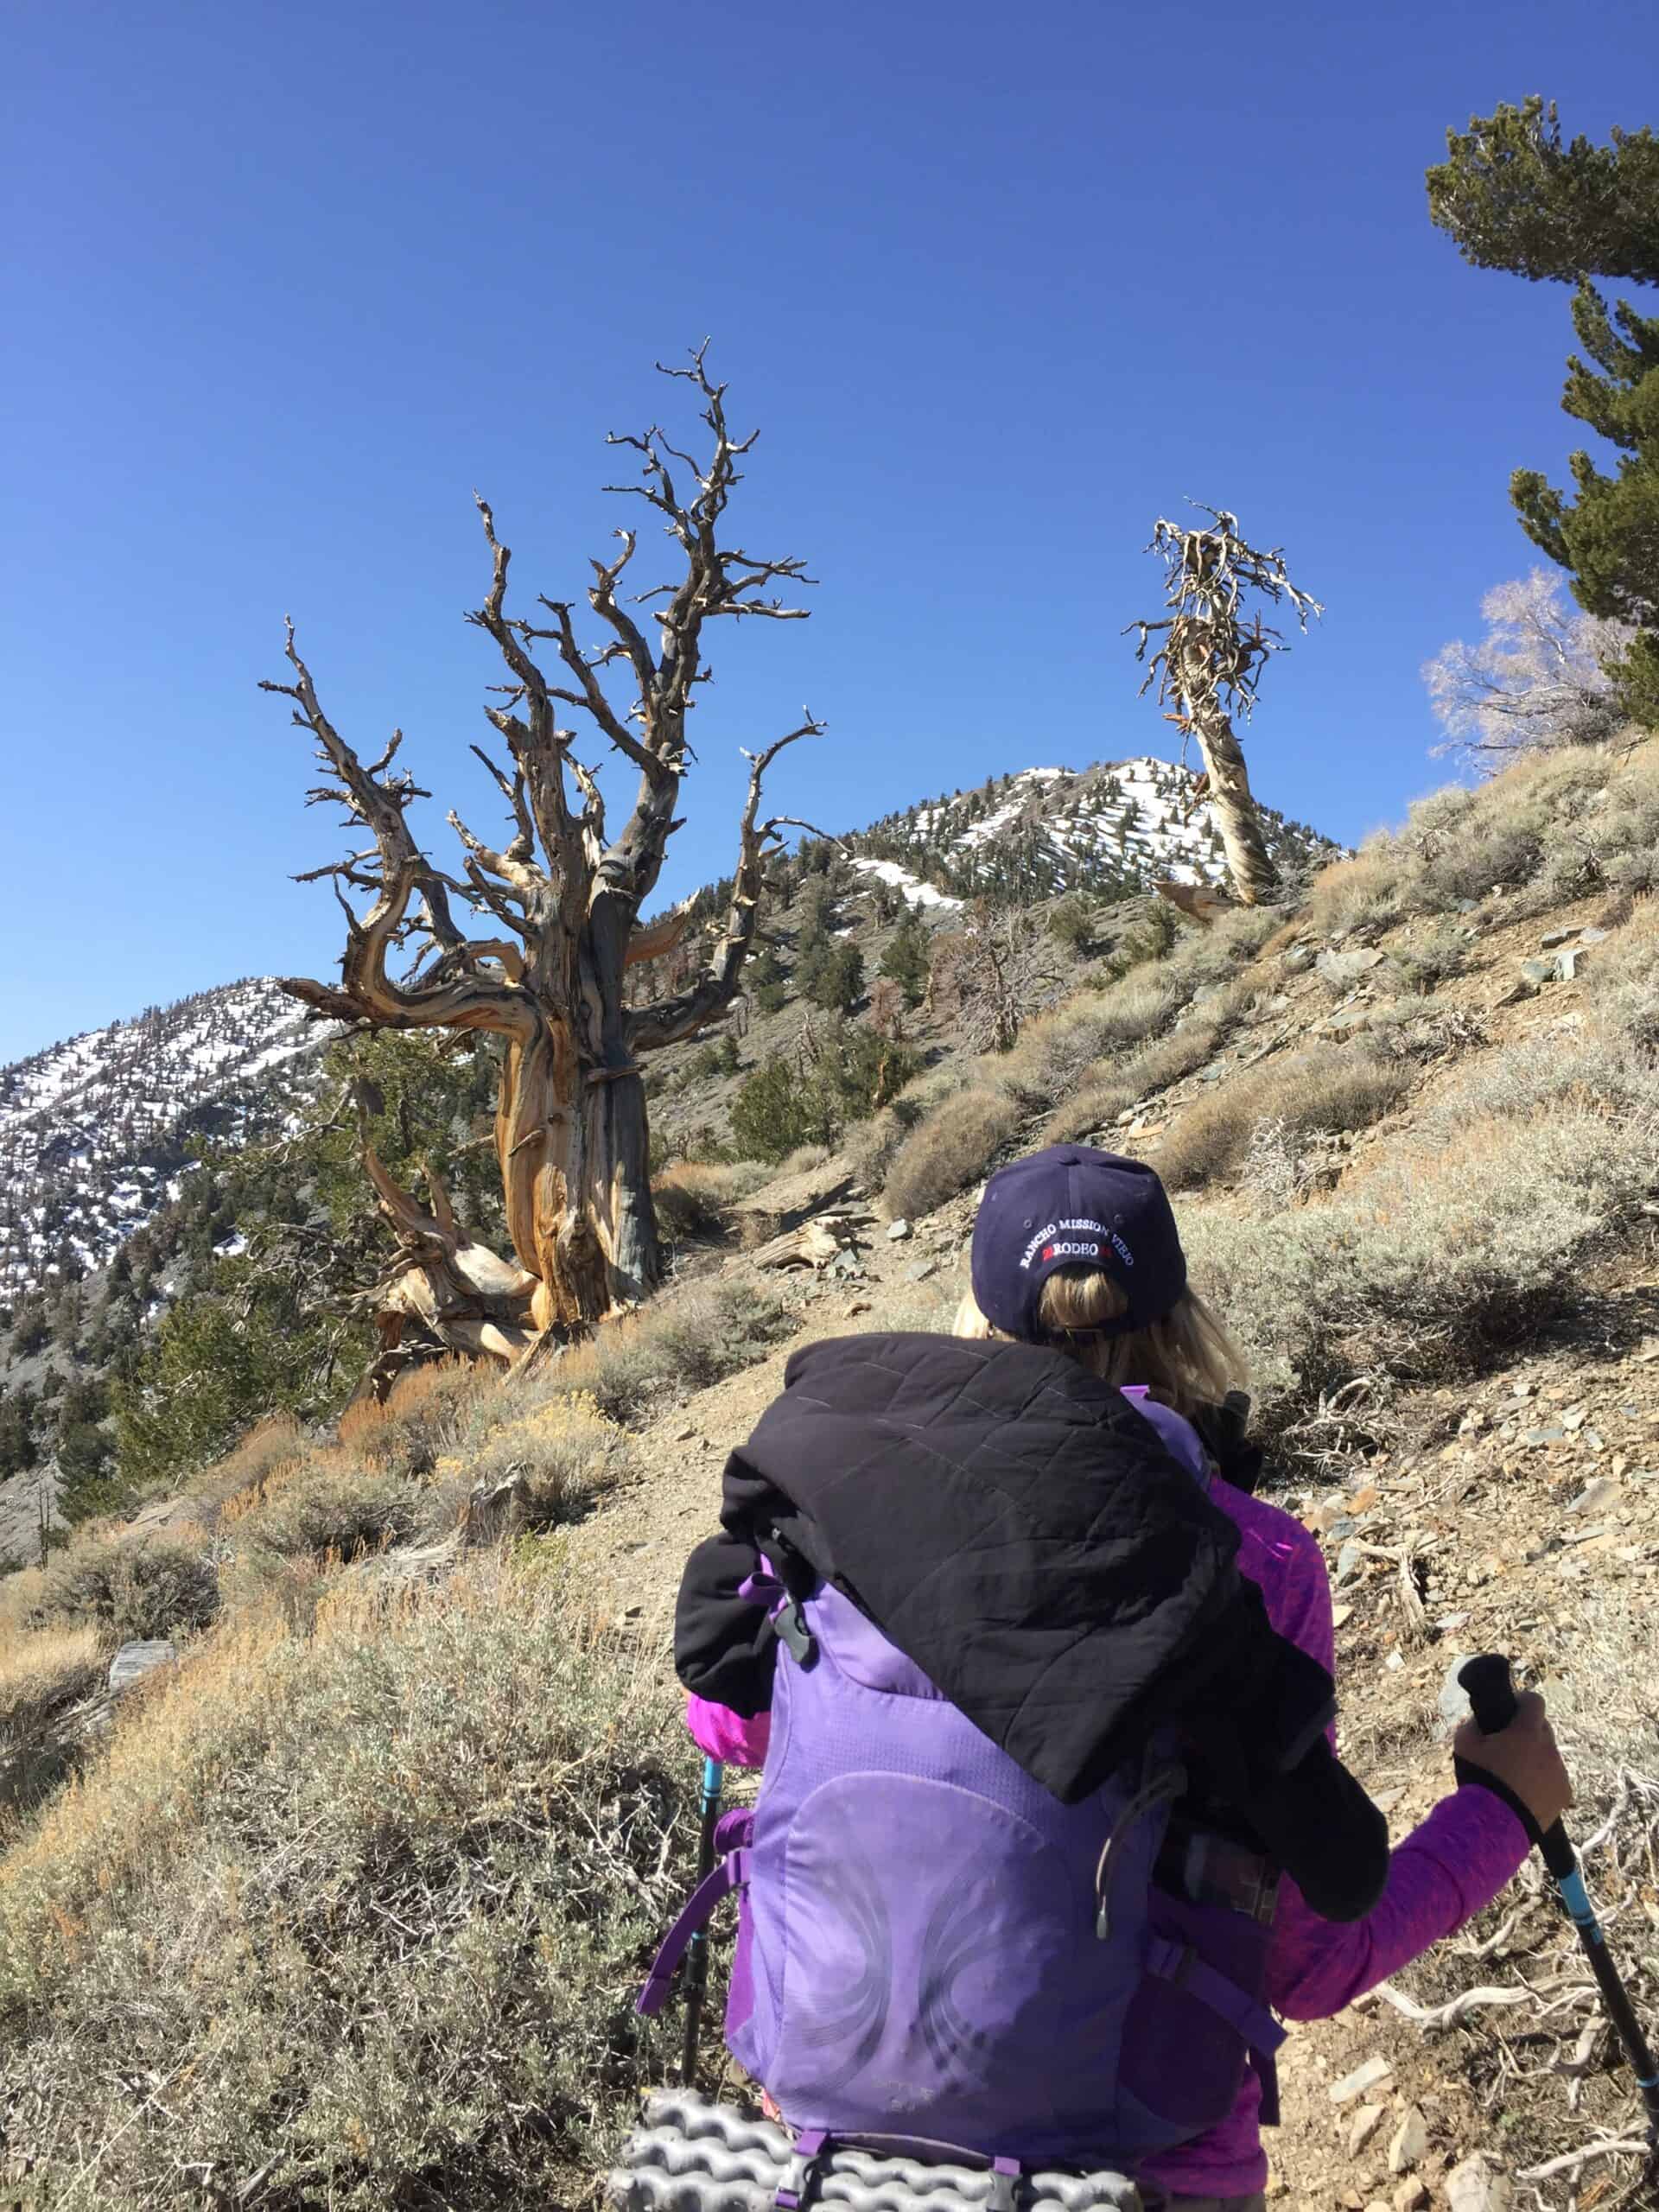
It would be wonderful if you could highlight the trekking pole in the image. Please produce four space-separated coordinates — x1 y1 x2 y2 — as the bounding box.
1459 1656 1659 2145
681 1756 725 2087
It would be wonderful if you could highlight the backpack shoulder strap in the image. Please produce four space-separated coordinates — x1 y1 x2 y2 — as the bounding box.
1118 1387 1213 1488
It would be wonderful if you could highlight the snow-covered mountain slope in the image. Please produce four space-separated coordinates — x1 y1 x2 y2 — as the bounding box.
0 979 327 1302
856 757 1335 905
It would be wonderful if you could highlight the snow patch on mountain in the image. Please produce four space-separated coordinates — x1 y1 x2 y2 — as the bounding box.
848 859 965 912
0 979 329 1301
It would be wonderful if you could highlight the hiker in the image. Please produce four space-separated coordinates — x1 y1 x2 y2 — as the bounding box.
666 1147 1573 2212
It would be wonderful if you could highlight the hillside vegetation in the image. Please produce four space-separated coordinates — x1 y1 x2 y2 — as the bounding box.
0 753 1330 1547
3 739 1658 2208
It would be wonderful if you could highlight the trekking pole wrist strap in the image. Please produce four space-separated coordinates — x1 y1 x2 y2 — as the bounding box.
1453 1755 1547 1854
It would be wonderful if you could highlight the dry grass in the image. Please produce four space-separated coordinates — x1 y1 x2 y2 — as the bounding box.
439 1389 637 1533
228 1461 428 1568
880 906 1281 1217
652 1160 768 1240
0 1625 107 1751
1155 1046 1412 1192
1187 927 1659 1436
0 1560 50 1647
550 1277 795 1427
197 1412 308 1498
0 1559 696 2206
338 1356 487 1475
1041 996 1250 1146
1305 843 1403 938
883 1085 1021 1220
25 1534 219 1644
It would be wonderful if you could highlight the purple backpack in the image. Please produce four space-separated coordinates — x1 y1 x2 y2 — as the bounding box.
642 1392 1285 2176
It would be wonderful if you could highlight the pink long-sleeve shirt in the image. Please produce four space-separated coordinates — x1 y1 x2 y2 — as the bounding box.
685 1476 1529 2201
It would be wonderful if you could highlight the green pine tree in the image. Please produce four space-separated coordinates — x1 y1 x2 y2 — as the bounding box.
1428 98 1659 722
878 909 931 1007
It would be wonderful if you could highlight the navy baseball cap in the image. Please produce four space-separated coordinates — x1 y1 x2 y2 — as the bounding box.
970 1146 1186 1342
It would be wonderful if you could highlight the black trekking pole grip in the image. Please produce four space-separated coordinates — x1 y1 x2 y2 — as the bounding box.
1459 1653 1520 1736
1458 1655 1659 2142
1458 1655 1573 1873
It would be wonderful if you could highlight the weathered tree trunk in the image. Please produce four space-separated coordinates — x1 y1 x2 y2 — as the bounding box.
494 1008 659 1332
1129 508 1320 912
270 351 821 1369
1177 643 1281 908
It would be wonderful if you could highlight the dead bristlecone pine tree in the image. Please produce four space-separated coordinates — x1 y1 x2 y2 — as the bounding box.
266 346 823 1374
1127 505 1321 909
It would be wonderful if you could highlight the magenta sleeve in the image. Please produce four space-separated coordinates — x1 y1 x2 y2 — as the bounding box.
1267 1784 1530 2021
684 1694 772 1768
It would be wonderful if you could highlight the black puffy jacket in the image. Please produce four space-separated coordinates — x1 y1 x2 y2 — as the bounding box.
675 1332 1388 1922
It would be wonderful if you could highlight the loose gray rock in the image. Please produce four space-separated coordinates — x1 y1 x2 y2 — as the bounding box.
1580 925 1610 944
1328 2054 1393 2105
1323 1006 1374 1037
1519 957 1558 987
1388 2107 1427 2174
886 1219 912 1242
1347 2104 1387 2155
906 1260 938 1283
1334 1538 1362 1588
108 1640 177 1695
1569 1475 1621 1515
1555 945 1583 981
1445 2154 1510 2211
1317 947 1385 987
1540 926 1580 949
1437 1653 1477 1736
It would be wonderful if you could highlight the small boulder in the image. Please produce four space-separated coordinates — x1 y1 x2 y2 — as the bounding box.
887 1219 912 1242
1519 957 1558 987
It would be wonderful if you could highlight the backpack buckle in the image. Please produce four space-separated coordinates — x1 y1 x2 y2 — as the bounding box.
771 1597 818 1669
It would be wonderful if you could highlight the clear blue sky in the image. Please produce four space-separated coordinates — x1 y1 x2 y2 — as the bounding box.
3 0 1654 1062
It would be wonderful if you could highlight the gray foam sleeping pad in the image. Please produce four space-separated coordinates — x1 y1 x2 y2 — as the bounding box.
607 2092 1145 2212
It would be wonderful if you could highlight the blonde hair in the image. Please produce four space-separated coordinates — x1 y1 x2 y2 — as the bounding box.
952 1267 1247 1421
